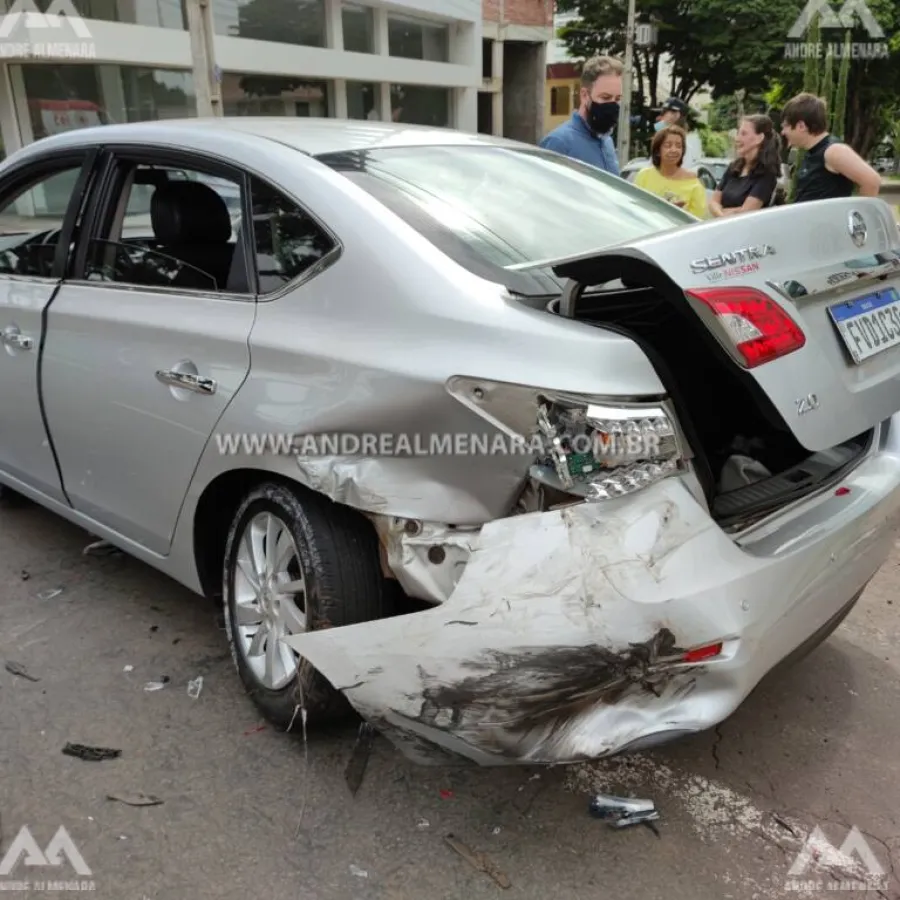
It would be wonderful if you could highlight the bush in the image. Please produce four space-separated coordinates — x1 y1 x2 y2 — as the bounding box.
701 130 732 158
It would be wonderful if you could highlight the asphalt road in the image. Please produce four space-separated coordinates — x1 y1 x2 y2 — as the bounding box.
2 495 900 900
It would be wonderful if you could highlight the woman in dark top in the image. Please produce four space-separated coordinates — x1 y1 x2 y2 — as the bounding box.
708 115 780 217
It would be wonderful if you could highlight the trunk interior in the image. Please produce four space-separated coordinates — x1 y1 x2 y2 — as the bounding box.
545 281 873 529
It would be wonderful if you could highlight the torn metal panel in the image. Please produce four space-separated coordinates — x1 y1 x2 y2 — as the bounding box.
284 478 749 764
370 515 479 604
285 453 900 766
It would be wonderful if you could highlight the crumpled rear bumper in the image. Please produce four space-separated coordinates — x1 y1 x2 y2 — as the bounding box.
285 438 900 766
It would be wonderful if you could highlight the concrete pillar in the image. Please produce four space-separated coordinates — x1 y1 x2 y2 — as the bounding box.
491 38 503 136
9 65 32 146
454 87 477 132
373 7 392 121
533 40 547 142
185 0 220 116
98 65 127 124
325 0 344 50
0 64 25 158
331 78 348 118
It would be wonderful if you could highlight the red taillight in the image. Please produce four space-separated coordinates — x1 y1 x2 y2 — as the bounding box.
682 642 723 663
685 286 806 368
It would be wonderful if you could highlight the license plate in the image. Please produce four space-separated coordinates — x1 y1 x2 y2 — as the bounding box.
828 287 900 364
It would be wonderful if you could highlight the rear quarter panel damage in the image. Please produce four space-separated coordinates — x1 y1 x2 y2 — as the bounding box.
284 478 758 766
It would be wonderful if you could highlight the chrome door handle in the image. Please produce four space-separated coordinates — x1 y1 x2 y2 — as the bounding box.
155 369 217 394
2 327 33 350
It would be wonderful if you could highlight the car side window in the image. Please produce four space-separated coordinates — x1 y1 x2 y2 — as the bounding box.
84 162 248 294
249 176 335 294
0 165 84 279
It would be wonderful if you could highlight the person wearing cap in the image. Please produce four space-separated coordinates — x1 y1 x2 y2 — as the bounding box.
655 97 702 170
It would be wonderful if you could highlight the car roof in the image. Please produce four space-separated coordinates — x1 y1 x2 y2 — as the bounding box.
9 116 529 159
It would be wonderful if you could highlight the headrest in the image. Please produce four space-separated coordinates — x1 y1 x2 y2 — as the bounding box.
151 180 232 244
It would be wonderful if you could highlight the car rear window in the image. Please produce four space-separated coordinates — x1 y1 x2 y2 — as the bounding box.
317 144 693 292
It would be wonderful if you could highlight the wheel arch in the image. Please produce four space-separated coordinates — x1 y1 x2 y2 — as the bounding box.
191 467 389 604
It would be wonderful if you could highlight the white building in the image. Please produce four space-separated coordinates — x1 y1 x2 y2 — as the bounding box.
0 0 485 159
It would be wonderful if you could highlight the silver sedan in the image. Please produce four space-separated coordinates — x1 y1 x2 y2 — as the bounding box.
1 117 900 766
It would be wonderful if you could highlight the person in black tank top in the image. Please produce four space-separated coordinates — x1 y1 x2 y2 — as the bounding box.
780 93 881 202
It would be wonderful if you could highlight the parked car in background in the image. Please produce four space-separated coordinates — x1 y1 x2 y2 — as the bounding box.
2 119 900 768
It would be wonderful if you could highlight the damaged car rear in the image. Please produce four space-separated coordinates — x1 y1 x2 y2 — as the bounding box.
15 121 896 769
271 140 900 767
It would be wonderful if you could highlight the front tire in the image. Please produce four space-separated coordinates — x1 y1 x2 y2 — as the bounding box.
222 481 385 731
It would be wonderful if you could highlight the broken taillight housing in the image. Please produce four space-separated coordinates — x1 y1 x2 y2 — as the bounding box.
445 376 685 502
685 286 806 369
534 400 682 500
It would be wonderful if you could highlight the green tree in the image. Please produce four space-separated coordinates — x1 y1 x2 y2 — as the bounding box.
775 0 900 158
802 12 820 96
556 0 798 106
832 31 851 139
821 43 834 126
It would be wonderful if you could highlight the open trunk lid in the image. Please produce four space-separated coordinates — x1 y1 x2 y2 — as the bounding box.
523 197 900 453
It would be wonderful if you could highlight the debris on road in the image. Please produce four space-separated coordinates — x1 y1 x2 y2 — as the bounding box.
20 569 29 581
349 864 368 878
4 660 40 682
123 665 134 673
62 743 121 762
38 588 63 600
107 792 163 807
444 833 511 889
588 793 660 829
143 676 170 692
416 817 430 830
243 724 266 736
345 722 376 796
187 676 203 699
439 789 454 800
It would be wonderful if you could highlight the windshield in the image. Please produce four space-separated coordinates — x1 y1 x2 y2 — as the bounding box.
318 144 694 292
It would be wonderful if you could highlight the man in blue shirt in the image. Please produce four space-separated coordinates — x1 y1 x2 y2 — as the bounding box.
539 55 624 175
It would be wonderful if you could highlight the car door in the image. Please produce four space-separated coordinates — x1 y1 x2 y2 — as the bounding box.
39 146 258 555
0 148 99 503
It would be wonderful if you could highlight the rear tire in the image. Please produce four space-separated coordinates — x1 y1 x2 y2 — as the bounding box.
222 481 385 731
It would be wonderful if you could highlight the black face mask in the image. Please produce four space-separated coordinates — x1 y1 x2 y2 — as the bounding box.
587 100 619 135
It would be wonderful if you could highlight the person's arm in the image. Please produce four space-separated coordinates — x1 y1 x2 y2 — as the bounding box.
708 190 726 217
687 181 708 218
824 143 882 196
539 131 569 156
708 169 731 216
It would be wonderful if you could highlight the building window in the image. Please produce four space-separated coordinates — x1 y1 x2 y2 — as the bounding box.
342 3 374 53
0 0 187 28
550 86 571 116
347 82 379 120
388 14 449 62
221 74 330 117
391 85 449 127
15 65 196 140
213 0 326 48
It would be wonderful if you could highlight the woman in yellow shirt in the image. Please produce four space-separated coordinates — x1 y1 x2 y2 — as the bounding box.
634 125 707 218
